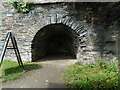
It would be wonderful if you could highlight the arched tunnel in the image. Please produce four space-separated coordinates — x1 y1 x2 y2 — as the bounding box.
32 23 79 61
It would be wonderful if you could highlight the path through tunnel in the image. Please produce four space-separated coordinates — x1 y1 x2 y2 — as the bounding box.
32 23 78 61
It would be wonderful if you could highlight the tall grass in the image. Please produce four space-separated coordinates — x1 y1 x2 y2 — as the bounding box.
63 60 119 89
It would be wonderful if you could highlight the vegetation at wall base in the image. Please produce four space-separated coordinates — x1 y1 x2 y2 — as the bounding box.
0 60 41 82
62 60 119 89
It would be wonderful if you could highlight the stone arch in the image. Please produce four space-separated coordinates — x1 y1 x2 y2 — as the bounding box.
27 14 88 41
28 14 89 61
32 23 79 61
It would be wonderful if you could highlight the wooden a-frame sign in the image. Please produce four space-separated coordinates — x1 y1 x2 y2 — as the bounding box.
0 32 24 70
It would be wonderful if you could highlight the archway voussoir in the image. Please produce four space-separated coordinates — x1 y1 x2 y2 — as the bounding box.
74 23 81 30
68 20 76 28
79 32 88 38
43 16 51 26
50 14 57 24
56 14 63 24
62 16 70 25
71 22 78 30
27 31 36 39
46 16 51 25
65 18 72 26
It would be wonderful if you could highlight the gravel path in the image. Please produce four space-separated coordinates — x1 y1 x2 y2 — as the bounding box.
2 57 77 88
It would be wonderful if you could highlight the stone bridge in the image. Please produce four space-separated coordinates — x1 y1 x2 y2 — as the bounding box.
0 1 119 63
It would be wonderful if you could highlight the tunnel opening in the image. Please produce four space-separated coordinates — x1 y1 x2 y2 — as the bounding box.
32 23 78 61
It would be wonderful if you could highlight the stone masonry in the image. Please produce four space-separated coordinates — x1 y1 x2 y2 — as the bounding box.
0 1 119 63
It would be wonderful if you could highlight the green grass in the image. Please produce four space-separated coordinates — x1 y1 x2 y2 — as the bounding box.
62 60 119 89
0 60 41 82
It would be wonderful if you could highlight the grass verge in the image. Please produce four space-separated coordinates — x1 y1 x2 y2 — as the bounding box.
62 60 119 89
0 60 41 82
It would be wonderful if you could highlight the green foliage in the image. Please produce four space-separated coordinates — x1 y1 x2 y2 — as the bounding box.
75 61 82 65
0 60 41 82
62 60 119 89
9 1 30 13
107 2 118 8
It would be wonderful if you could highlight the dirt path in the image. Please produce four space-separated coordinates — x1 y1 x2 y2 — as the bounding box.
2 57 77 88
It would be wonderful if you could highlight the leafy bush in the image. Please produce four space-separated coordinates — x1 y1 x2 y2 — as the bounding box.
62 60 119 89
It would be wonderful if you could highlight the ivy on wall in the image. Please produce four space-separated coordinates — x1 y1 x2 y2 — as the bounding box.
9 1 30 13
9 2 119 14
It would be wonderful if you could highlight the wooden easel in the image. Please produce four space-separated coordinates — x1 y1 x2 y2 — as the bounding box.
0 32 25 70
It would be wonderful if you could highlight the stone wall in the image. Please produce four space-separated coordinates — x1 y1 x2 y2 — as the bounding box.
0 2 119 63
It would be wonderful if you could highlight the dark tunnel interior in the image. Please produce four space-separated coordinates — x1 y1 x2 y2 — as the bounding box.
32 24 78 61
